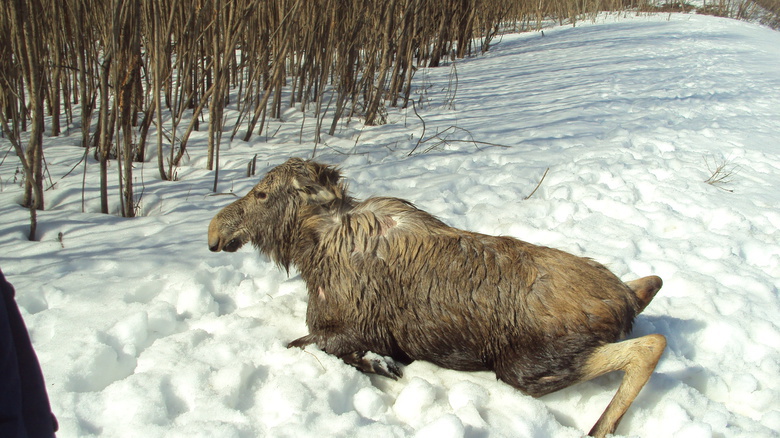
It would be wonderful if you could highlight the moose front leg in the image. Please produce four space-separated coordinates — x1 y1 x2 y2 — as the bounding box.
339 351 403 379
288 333 403 379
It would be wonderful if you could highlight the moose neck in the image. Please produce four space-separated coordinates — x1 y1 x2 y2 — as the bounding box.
280 196 355 279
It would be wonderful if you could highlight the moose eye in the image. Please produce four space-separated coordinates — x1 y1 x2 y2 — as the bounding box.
255 191 267 200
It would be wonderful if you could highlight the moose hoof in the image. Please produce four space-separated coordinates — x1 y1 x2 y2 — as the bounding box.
344 351 404 380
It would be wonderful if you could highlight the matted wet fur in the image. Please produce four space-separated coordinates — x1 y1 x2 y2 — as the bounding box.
208 157 666 437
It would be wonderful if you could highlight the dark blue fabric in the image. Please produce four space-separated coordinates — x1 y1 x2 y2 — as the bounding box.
0 268 57 438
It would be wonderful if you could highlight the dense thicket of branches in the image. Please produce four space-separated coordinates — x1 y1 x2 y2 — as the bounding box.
1 0 774 232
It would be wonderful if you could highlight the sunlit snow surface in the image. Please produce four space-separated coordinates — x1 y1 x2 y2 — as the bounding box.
1 13 779 438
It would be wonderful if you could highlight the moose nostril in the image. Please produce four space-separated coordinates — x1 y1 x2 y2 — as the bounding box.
223 238 243 252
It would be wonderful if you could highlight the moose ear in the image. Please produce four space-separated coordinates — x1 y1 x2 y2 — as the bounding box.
292 161 342 204
313 161 341 187
292 176 337 204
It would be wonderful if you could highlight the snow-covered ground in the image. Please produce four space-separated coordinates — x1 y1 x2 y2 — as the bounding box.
1 13 779 438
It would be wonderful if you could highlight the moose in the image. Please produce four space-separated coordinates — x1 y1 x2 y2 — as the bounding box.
208 157 666 437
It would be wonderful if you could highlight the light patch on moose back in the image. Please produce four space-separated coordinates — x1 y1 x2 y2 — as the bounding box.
343 210 398 256
376 215 398 237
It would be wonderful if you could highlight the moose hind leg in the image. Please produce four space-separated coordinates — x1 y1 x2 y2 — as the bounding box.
625 275 663 315
583 334 666 438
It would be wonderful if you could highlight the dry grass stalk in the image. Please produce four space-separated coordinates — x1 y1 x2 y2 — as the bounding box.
703 155 739 192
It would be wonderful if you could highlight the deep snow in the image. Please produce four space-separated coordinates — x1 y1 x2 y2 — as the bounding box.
1 13 779 438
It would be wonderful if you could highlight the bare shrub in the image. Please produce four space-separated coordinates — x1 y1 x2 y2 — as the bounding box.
703 155 739 192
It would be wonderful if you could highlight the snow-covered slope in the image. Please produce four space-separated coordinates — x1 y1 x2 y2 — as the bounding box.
1 13 779 438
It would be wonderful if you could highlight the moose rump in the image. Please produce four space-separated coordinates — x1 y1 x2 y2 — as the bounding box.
207 157 666 438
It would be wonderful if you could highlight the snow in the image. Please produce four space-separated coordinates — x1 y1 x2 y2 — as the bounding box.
2 13 780 438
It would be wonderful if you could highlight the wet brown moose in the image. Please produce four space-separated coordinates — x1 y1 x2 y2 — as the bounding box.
208 157 666 437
